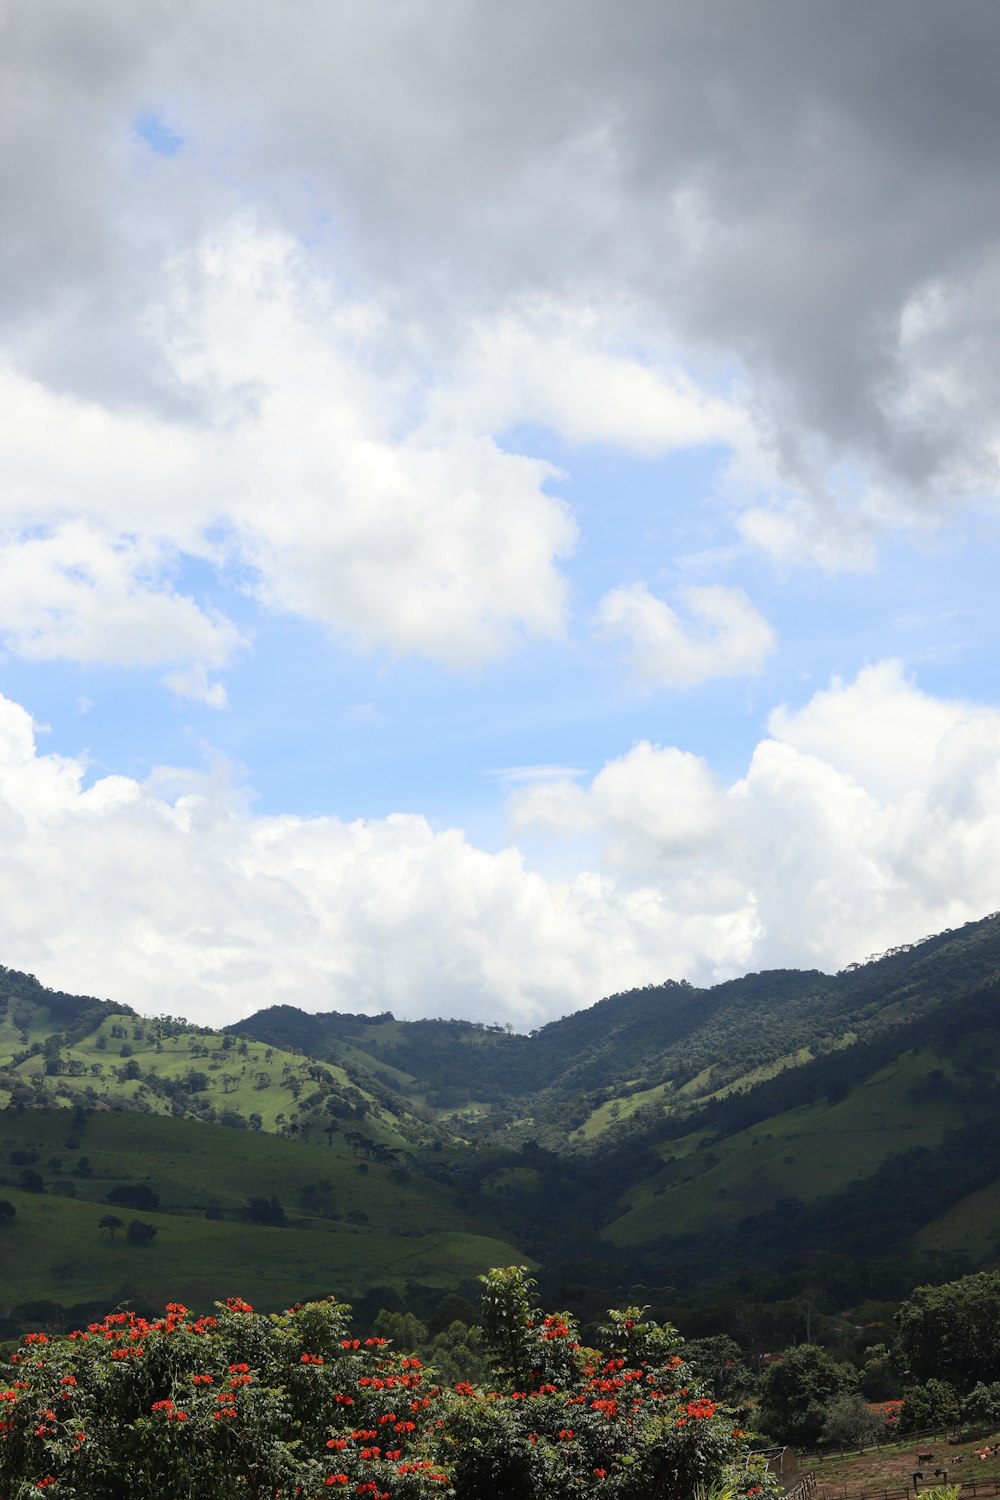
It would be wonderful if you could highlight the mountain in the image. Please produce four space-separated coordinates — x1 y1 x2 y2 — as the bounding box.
3 910 1000 1328
232 911 1000 1148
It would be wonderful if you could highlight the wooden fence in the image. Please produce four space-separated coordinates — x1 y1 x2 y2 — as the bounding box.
814 1476 1000 1500
805 1429 963 1464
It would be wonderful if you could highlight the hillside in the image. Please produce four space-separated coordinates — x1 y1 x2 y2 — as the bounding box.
233 911 1000 1147
4 911 1000 1327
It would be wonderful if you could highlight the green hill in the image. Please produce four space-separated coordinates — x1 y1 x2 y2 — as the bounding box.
4 911 1000 1327
233 910 1000 1148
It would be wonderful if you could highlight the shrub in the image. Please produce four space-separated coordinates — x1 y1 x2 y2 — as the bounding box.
0 1268 777 1500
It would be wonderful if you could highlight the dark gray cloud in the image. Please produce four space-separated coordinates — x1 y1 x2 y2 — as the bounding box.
4 0 1000 501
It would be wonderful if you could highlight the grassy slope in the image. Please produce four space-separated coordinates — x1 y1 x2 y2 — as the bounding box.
0 1108 528 1312
5 910 1000 1312
235 913 1000 1147
602 1042 988 1249
0 1005 429 1150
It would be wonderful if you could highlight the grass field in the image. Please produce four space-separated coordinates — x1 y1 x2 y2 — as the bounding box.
604 1045 967 1248
0 1108 529 1316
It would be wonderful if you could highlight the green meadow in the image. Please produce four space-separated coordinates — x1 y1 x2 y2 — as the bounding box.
0 1107 527 1314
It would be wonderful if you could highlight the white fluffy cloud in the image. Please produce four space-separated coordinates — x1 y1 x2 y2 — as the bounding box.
512 660 1000 982
0 692 685 1028
0 224 577 672
0 521 240 703
1 663 998 1028
595 582 775 685
421 305 749 456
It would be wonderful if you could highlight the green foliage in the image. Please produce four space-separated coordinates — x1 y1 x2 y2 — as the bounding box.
683 1336 756 1405
860 1342 899 1401
820 1392 886 1450
961 1381 1000 1425
449 1267 775 1500
898 1378 960 1434
0 1268 774 1500
895 1272 1000 1389
0 1295 448 1498
757 1344 859 1447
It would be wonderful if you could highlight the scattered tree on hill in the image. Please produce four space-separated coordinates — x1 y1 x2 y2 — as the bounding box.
98 1214 125 1241
126 1219 158 1245
18 1168 44 1193
0 1200 15 1224
107 1183 160 1212
244 1195 286 1226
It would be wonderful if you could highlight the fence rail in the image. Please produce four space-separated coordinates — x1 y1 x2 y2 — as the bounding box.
814 1476 1000 1500
805 1429 969 1464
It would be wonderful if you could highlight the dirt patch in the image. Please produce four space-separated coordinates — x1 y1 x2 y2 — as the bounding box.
804 1433 1000 1500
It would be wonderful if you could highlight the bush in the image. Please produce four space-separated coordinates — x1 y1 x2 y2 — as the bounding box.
0 1268 778 1500
126 1218 158 1245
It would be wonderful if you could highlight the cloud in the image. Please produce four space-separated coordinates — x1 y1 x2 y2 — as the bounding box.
595 581 775 685
767 659 970 802
485 764 587 786
1 665 997 1027
3 0 1000 585
0 692 683 1029
511 661 1000 981
0 520 240 698
421 303 749 456
0 223 577 673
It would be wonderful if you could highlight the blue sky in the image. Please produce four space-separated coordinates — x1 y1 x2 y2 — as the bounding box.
0 2 999 1028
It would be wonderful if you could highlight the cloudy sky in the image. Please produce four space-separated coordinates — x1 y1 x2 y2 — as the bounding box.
2 0 999 1029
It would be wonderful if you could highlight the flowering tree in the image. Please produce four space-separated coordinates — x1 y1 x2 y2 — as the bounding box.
0 1297 447 1498
0 1268 776 1500
443 1267 777 1500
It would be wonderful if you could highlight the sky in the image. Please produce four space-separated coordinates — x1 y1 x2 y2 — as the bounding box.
1 0 999 1030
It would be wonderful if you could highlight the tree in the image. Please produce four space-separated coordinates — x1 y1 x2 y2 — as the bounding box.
107 1183 160 1212
18 1167 44 1193
898 1378 960 1434
758 1344 859 1446
244 1195 286 1226
0 1200 16 1224
99 1214 125 1242
126 1219 158 1245
962 1382 1000 1426
685 1334 757 1404
821 1393 884 1449
0 1269 791 1500
895 1272 1000 1388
